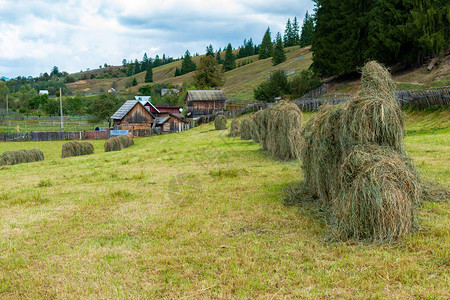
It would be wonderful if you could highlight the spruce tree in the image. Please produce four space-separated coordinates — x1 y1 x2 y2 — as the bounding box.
292 17 300 45
216 51 222 64
181 50 196 75
272 32 287 66
284 19 293 46
134 59 140 74
145 62 153 83
142 53 148 72
223 43 236 71
299 11 314 47
259 27 273 59
206 44 214 57
174 67 181 77
194 55 224 89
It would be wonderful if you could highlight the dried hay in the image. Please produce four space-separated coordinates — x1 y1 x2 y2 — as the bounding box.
214 115 227 130
240 117 253 140
61 141 94 158
251 110 264 144
0 149 44 166
104 132 134 152
229 119 240 137
301 102 347 202
263 101 303 160
360 61 396 101
331 145 421 242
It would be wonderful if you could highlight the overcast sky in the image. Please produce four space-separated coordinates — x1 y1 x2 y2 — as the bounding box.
0 0 315 78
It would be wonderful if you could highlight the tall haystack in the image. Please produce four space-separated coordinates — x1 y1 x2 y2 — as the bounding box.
301 102 347 203
331 145 421 242
251 110 264 144
240 117 253 140
263 101 303 160
229 119 240 137
0 149 44 166
62 141 94 158
214 115 227 130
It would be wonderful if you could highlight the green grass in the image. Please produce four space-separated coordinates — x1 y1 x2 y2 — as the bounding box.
0 111 448 298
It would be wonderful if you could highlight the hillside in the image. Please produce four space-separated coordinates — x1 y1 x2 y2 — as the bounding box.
67 47 449 103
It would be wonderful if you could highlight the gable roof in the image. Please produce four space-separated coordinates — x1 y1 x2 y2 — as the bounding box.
185 90 227 102
155 116 170 125
111 100 154 120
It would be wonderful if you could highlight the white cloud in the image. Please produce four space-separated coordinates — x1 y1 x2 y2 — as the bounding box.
0 0 315 78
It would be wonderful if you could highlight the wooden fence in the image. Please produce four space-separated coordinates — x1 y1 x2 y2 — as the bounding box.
0 130 111 142
294 94 353 111
396 86 449 107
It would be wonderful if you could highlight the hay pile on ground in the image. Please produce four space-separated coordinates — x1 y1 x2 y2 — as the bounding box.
251 110 264 143
214 115 227 130
331 145 421 242
105 132 134 152
0 149 44 166
240 117 253 140
263 101 303 160
229 119 240 137
300 60 423 242
61 141 94 158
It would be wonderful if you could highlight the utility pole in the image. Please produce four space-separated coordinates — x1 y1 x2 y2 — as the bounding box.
59 88 64 131
6 94 8 114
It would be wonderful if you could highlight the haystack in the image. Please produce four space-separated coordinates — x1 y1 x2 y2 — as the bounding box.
229 119 240 137
104 132 134 152
263 101 302 160
214 115 227 130
240 117 252 140
251 110 264 143
62 141 94 158
331 145 421 242
0 149 44 166
301 102 346 202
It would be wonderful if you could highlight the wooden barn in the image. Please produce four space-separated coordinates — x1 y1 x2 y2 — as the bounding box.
110 100 154 131
184 90 227 117
150 105 183 114
154 112 187 133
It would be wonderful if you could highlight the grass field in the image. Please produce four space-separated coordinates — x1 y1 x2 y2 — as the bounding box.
0 111 448 298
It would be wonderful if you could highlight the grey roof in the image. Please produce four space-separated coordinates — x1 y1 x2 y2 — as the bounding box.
111 100 141 120
155 116 170 125
185 90 227 101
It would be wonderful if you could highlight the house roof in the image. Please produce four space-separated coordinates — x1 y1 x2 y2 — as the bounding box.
155 116 170 125
111 100 154 120
185 90 227 102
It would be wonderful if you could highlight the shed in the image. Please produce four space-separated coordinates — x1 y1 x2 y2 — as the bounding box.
184 90 227 117
111 100 154 131
155 112 187 133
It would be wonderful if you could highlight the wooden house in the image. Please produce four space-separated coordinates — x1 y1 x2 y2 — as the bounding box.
184 90 227 117
110 100 154 131
154 112 187 133
149 105 183 114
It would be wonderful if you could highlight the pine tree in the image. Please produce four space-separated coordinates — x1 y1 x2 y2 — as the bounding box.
153 55 162 68
194 55 224 89
299 11 314 47
134 59 140 74
145 62 153 83
142 53 148 72
216 51 222 64
284 19 293 46
292 17 300 45
259 27 273 59
206 44 214 57
223 43 236 71
174 67 181 77
272 32 287 66
181 50 196 75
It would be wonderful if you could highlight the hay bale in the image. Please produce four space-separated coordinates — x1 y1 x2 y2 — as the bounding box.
104 133 134 152
301 102 347 201
62 141 94 158
360 61 396 101
331 145 421 242
229 119 240 137
214 115 227 130
0 149 44 166
251 110 264 143
263 101 303 160
240 117 253 140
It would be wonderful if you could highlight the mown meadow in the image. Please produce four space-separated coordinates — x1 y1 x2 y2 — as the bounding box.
0 110 448 298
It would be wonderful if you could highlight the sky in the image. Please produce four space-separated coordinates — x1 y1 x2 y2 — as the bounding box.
0 0 315 79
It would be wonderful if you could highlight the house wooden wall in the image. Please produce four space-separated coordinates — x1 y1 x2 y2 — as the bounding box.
158 113 186 133
115 104 153 130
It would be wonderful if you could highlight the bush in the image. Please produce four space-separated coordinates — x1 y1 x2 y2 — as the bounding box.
61 141 94 158
254 69 290 101
214 115 227 130
0 149 44 166
290 70 322 99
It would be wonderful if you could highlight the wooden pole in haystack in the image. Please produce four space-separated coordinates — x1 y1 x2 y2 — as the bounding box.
59 88 64 131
